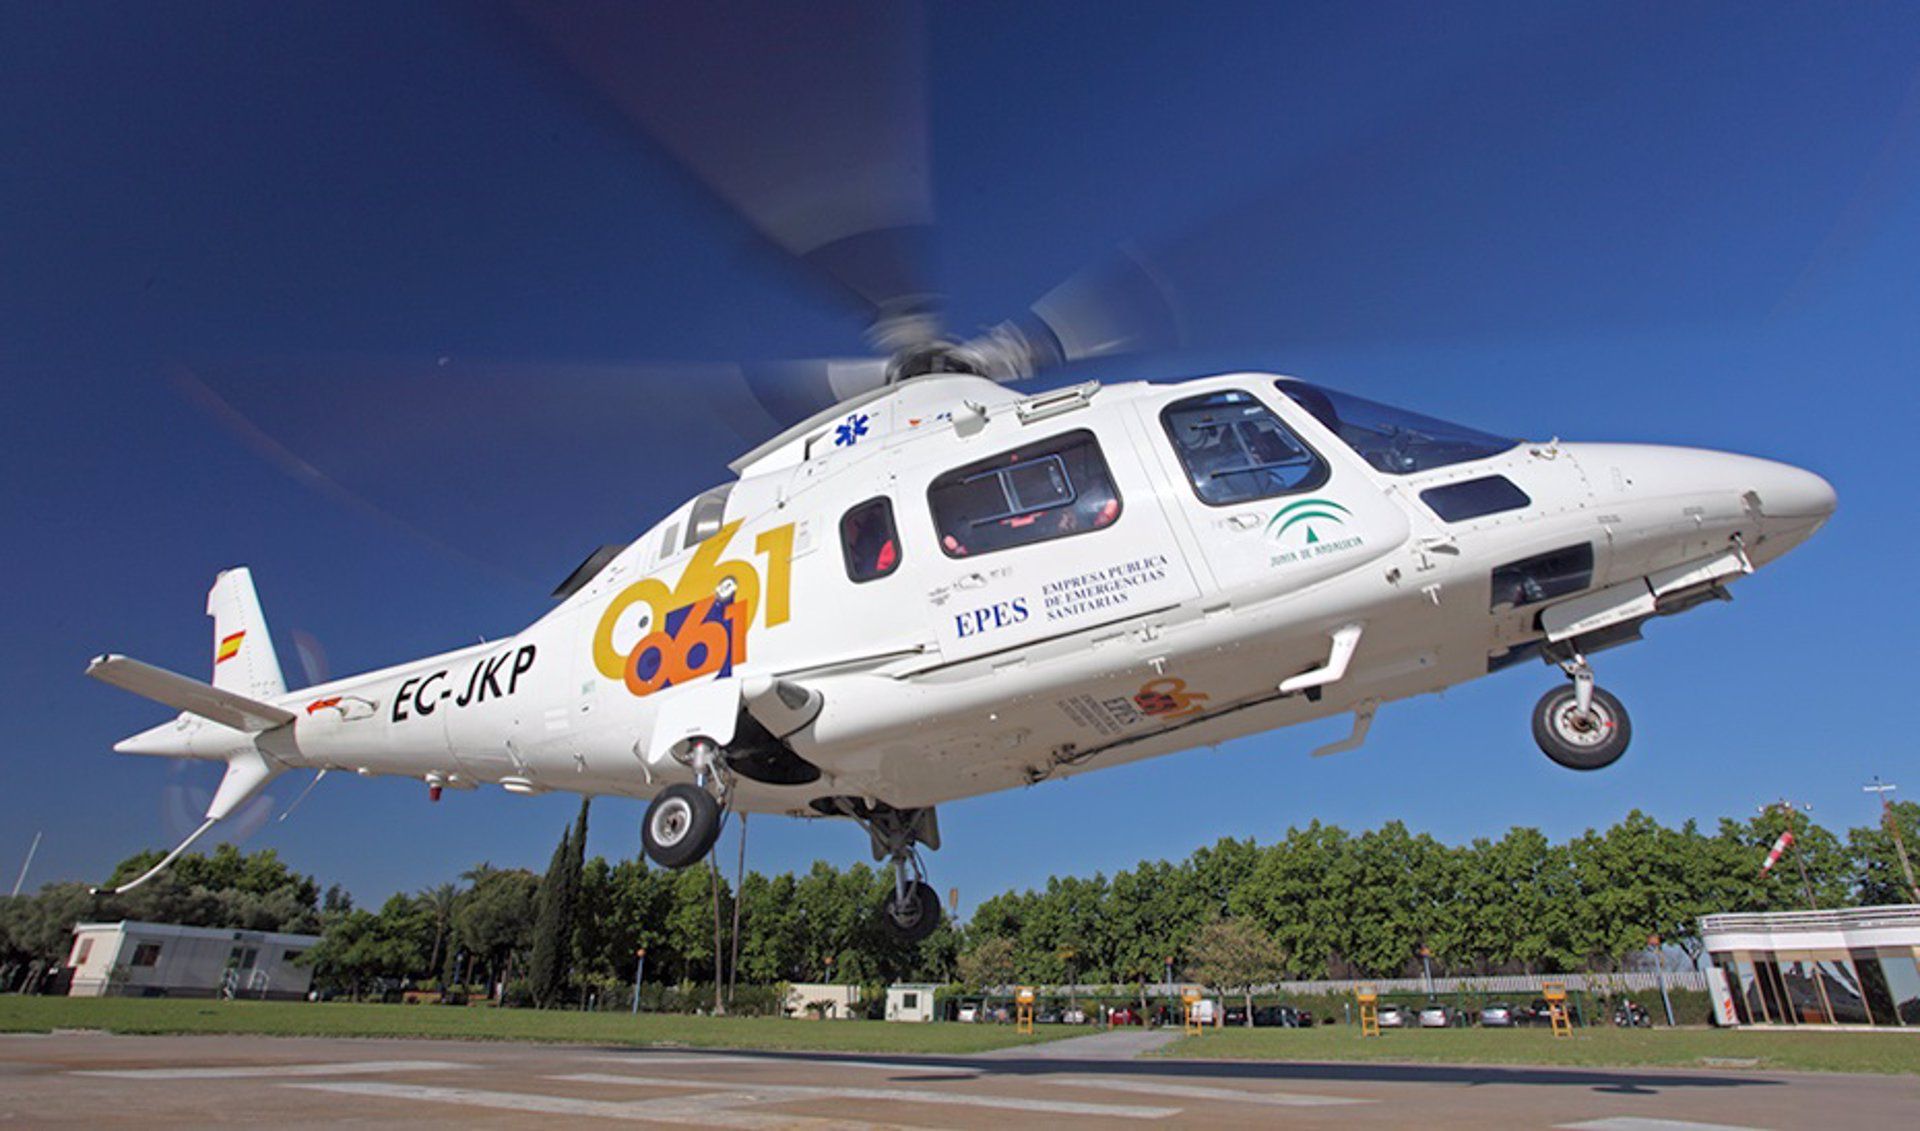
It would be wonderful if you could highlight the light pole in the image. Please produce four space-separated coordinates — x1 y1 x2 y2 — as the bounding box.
1418 945 1435 1001
1648 934 1675 1027
9 831 41 898
630 947 646 1014
1864 779 1920 904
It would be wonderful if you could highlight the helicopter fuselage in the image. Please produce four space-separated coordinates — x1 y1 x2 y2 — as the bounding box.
115 371 1833 833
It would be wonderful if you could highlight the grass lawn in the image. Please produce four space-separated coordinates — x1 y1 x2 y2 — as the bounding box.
1158 1023 1920 1076
0 996 1071 1055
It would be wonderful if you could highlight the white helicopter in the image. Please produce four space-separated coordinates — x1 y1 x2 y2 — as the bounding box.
84 5 1836 941
86 342 1834 938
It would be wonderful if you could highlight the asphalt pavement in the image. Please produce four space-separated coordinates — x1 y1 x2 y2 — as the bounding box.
4 1029 1916 1128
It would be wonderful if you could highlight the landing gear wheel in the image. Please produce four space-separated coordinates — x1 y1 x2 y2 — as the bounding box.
1532 684 1631 771
642 783 722 869
882 880 942 944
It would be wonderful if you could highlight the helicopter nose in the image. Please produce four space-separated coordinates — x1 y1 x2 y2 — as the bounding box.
1749 460 1836 524
1563 443 1835 573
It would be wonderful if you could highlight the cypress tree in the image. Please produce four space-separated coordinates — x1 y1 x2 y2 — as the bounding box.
528 823 574 1007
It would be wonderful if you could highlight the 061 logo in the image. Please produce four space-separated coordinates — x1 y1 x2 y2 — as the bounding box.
592 521 794 698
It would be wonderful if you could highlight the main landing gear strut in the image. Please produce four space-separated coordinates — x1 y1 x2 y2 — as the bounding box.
639 747 945 944
641 740 727 869
818 797 944 943
1532 653 1632 771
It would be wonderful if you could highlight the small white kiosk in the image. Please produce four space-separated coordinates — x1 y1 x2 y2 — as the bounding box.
885 983 939 1022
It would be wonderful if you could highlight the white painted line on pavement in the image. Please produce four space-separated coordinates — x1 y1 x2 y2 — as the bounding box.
73 1059 474 1080
1041 1074 1372 1107
289 1080 917 1129
589 1054 971 1075
584 1054 760 1066
555 1071 1181 1119
1558 1119 1770 1131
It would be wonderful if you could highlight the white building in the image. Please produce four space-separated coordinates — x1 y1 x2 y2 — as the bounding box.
885 983 939 1022
1700 905 1920 1027
68 920 320 1001
783 981 862 1019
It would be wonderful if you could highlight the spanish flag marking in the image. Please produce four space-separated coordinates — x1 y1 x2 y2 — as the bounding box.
215 631 245 664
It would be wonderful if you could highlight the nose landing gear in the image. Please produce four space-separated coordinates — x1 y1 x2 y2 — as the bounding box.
1532 656 1631 771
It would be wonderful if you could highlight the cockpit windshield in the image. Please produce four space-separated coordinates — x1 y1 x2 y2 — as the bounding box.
1276 380 1517 475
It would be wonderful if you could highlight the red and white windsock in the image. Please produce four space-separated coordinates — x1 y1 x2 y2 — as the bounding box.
1760 829 1795 876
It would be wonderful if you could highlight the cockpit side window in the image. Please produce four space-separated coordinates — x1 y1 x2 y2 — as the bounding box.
1161 390 1328 506
684 483 735 549
928 429 1122 558
1276 380 1517 475
840 496 901 582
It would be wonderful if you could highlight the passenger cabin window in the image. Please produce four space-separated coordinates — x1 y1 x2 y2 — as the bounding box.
130 942 162 967
840 497 901 582
1162 390 1327 505
929 429 1121 558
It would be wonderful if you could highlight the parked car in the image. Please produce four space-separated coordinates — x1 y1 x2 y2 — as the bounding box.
1252 1005 1314 1028
955 1003 981 1023
1418 1004 1454 1028
1107 1006 1143 1026
1479 1002 1516 1027
1062 1007 1087 1025
1376 1004 1408 1028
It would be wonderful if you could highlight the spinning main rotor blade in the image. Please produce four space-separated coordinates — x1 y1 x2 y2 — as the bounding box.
506 0 940 351
960 248 1186 384
1135 6 1917 352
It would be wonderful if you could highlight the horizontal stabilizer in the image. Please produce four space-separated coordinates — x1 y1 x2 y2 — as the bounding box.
87 654 295 733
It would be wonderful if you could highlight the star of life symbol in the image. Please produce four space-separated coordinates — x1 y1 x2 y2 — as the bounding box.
834 411 871 447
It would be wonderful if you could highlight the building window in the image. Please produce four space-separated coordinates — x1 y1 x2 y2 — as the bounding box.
1875 949 1920 1025
1162 391 1326 506
130 943 162 967
902 992 919 1009
840 497 901 582
72 938 93 966
929 430 1121 557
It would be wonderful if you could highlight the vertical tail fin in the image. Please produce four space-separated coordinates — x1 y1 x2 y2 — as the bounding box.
208 567 287 700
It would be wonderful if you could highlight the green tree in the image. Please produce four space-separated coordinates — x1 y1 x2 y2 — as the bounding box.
1185 916 1285 1025
452 864 537 997
421 882 459 983
957 934 1017 995
1850 799 1920 906
529 798 591 1007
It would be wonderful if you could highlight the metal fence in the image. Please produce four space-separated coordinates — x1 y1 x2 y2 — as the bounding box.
1037 969 1708 998
1260 971 1707 995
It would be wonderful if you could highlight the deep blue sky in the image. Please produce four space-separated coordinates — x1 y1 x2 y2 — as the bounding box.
4 2 1917 912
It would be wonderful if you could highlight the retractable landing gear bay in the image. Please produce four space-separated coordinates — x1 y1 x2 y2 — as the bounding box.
641 739 726 869
1532 655 1631 771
